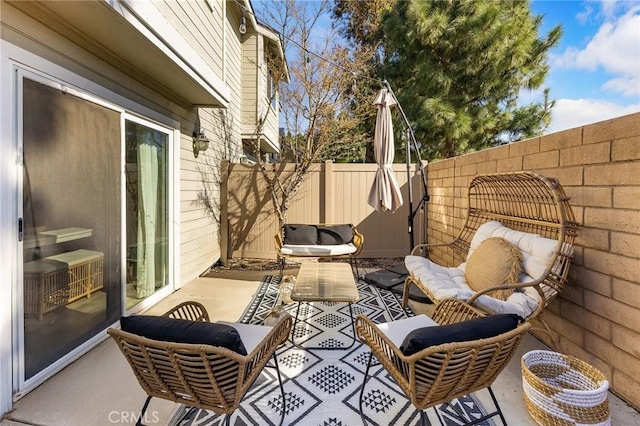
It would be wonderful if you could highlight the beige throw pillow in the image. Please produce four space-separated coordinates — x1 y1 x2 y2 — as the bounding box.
465 237 523 300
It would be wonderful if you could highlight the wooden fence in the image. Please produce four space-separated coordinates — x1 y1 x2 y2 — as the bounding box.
220 160 428 260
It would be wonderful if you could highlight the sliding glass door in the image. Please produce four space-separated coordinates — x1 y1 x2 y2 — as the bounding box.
124 119 169 309
19 73 173 386
21 77 120 380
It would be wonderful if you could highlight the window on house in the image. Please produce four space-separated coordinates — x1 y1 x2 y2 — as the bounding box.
267 69 277 110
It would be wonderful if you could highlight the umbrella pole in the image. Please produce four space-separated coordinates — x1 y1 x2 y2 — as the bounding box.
384 81 430 252
404 128 415 251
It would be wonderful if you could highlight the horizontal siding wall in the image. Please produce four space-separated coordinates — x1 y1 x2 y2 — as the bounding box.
160 0 224 78
2 1 229 287
180 0 246 282
241 33 258 135
425 112 640 409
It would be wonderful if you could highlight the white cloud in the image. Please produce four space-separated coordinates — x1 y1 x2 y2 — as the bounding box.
576 5 594 24
547 98 640 133
552 7 640 96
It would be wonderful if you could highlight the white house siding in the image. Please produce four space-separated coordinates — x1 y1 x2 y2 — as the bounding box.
155 0 225 79
178 1 246 282
241 29 281 152
223 5 244 159
0 0 246 414
242 33 260 137
262 103 280 150
154 0 231 283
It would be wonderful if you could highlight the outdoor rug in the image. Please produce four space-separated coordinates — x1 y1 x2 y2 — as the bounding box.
170 275 492 426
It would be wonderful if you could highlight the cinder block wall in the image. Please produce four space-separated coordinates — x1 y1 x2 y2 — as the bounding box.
425 112 640 409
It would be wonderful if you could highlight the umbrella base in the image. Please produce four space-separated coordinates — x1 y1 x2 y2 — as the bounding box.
364 266 432 304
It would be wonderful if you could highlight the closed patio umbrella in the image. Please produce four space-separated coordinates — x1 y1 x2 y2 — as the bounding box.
367 87 403 212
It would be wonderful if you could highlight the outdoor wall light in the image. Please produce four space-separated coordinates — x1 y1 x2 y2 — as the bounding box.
239 15 247 34
192 131 210 158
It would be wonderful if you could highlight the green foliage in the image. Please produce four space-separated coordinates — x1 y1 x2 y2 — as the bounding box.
335 0 561 160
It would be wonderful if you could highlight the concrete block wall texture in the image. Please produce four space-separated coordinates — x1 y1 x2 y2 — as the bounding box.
424 112 640 409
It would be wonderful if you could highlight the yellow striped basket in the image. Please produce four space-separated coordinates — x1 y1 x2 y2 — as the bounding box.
522 350 610 426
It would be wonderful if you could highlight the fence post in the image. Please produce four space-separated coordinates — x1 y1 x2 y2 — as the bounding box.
324 160 334 223
219 160 230 263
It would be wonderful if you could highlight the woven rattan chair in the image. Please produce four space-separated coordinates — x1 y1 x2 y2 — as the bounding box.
356 299 531 425
403 171 577 347
108 301 292 426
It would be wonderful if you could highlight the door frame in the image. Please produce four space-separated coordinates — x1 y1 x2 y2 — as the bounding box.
2 41 180 400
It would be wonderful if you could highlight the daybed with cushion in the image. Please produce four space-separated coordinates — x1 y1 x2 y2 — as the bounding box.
403 172 577 345
108 301 292 426
274 223 364 277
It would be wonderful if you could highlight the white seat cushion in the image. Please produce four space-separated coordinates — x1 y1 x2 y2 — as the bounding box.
218 321 271 354
405 255 473 300
468 221 571 281
404 220 570 318
280 243 357 256
375 314 438 347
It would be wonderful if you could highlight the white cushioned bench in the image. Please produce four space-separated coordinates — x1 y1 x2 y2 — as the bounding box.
274 224 364 277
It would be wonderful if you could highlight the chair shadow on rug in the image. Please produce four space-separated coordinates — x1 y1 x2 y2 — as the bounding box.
356 298 531 426
108 301 292 426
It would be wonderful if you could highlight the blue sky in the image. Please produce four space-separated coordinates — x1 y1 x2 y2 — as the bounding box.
530 0 640 133
254 0 639 134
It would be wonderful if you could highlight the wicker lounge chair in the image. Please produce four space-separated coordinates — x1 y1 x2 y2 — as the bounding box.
108 301 292 426
403 171 577 347
356 298 531 425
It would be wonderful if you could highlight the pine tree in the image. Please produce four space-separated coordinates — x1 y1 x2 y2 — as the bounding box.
335 0 562 160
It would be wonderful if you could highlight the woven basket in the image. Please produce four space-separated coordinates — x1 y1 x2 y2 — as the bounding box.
522 350 610 426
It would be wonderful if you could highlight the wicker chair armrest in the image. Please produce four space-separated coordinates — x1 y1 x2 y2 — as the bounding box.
274 233 284 252
355 314 411 389
352 227 364 255
162 301 210 322
240 314 292 388
410 239 461 256
431 298 486 325
465 281 548 320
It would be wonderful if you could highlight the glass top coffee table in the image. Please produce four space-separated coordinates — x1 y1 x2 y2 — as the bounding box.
290 262 359 349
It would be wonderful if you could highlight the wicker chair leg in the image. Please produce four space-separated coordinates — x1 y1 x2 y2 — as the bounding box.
136 395 152 426
433 387 507 426
484 386 507 426
349 255 360 280
358 352 374 425
419 409 432 426
279 257 285 279
273 354 287 426
402 277 412 307
530 317 563 353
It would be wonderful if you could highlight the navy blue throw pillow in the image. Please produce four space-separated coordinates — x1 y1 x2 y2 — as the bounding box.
283 224 318 245
120 315 247 355
317 224 354 245
399 314 523 356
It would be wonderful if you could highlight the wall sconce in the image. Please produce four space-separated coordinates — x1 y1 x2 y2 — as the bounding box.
192 131 209 158
239 15 247 34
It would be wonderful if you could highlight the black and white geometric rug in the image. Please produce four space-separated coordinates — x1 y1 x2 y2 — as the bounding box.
171 275 492 426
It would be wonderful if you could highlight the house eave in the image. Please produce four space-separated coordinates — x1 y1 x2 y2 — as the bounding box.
242 133 280 154
9 0 230 107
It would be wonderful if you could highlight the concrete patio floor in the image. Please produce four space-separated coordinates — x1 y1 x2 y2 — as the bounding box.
2 268 639 426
